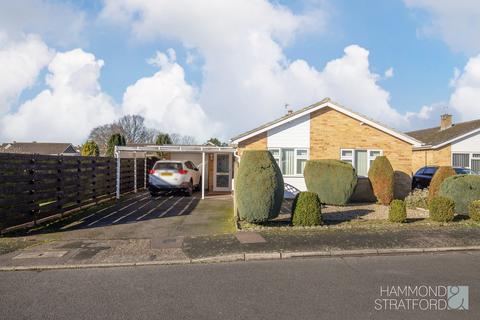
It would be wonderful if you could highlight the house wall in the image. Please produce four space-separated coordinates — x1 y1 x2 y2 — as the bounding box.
267 114 310 148
309 107 413 199
236 106 415 199
451 131 480 152
412 145 452 173
237 132 267 154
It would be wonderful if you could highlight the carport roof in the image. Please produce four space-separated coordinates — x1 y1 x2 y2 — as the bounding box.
115 145 236 154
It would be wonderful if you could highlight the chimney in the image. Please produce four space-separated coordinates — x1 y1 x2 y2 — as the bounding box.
287 109 293 115
440 114 453 131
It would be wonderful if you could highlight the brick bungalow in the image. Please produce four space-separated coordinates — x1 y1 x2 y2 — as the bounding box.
230 98 480 200
231 98 422 199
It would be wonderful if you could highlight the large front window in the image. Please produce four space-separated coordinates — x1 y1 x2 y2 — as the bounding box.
269 148 308 176
340 149 383 176
452 153 480 173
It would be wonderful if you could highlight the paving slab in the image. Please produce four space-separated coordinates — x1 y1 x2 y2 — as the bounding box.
151 236 184 249
234 232 266 244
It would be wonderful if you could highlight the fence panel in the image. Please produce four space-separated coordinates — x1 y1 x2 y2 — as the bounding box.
0 153 141 232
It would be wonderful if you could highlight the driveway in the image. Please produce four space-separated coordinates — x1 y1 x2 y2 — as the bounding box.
29 191 235 241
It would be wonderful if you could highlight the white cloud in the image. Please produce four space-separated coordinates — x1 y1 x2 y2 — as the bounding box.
101 0 420 137
0 49 117 143
449 53 480 120
122 49 218 141
0 32 53 114
404 0 480 54
384 67 394 79
0 0 86 47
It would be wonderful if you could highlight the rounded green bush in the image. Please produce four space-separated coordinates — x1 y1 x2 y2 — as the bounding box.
428 166 456 202
469 200 480 222
304 160 357 205
429 196 455 222
389 199 407 223
291 192 322 226
439 175 480 215
368 156 394 205
235 150 284 223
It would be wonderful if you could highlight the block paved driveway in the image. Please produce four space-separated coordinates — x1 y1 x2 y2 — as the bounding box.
37 191 234 241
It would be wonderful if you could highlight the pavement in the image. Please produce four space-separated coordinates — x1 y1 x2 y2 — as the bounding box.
0 251 478 319
2 191 480 270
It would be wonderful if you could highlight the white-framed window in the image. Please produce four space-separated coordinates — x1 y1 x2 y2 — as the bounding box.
268 148 309 176
452 152 480 173
340 148 383 177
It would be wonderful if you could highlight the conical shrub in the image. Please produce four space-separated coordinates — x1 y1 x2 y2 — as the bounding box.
428 166 455 202
235 150 284 223
368 156 394 205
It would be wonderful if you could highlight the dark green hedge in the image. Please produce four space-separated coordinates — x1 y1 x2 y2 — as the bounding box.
235 150 284 223
304 160 357 205
291 192 322 226
389 199 406 223
439 175 480 215
368 156 394 205
429 196 455 222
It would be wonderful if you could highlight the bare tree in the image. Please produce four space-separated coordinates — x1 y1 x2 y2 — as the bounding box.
88 123 123 150
170 133 198 145
117 115 157 143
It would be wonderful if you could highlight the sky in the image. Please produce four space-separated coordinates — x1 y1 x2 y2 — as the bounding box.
1 0 480 144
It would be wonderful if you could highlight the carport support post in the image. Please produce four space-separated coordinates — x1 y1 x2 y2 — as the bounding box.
144 156 147 189
115 147 120 200
202 152 205 200
134 152 137 193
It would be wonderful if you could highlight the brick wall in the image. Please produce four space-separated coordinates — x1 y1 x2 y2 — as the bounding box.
412 145 452 173
237 132 267 154
309 107 413 198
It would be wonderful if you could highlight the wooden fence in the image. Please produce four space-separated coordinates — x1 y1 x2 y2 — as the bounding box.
0 153 145 232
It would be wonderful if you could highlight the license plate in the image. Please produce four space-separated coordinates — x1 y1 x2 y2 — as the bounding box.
160 172 173 176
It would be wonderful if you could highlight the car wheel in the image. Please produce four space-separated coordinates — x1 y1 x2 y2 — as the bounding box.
185 181 193 197
195 177 202 191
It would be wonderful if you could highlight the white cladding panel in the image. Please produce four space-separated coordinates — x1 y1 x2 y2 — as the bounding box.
267 114 310 148
451 131 480 152
284 177 307 192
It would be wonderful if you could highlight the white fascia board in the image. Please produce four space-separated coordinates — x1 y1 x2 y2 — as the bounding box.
231 101 422 146
431 127 480 149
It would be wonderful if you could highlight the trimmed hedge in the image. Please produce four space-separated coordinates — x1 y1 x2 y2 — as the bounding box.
291 192 322 226
304 160 357 205
368 156 394 205
428 166 455 202
429 196 455 222
439 175 480 215
469 200 480 222
389 199 407 223
235 150 284 223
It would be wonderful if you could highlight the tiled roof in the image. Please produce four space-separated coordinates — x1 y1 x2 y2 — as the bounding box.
406 119 480 146
0 142 77 155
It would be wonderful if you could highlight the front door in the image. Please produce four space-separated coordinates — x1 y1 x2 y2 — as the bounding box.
214 153 232 191
355 150 368 177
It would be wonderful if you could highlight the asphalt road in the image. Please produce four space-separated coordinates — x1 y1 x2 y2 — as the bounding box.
1 252 479 320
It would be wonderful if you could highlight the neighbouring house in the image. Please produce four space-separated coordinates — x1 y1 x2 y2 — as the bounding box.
230 98 423 199
407 115 480 173
0 142 79 156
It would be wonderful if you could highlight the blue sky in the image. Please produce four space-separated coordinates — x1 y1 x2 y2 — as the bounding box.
1 0 479 143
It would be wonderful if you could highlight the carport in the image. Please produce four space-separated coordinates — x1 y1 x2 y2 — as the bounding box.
114 145 237 200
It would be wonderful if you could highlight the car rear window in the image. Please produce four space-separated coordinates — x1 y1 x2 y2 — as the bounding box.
153 162 182 171
423 167 437 175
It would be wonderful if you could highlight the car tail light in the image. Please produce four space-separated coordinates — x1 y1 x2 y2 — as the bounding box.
149 169 155 174
178 169 188 175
